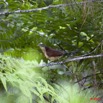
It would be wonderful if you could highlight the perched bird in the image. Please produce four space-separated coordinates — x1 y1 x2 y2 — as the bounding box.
38 43 67 61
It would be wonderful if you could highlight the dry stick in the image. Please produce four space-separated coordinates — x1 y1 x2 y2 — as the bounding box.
0 1 102 16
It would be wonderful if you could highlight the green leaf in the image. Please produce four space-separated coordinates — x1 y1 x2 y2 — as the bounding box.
0 76 7 91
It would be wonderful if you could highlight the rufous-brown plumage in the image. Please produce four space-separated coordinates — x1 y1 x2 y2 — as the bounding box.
38 43 66 61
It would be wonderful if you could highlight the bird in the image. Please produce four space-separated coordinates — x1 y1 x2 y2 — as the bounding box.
38 43 67 61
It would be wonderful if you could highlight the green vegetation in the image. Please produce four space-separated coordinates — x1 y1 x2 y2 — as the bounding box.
0 0 103 103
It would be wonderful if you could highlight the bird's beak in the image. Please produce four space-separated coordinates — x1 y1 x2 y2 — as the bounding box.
38 43 42 46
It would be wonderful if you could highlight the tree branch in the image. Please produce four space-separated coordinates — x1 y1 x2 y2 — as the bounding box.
41 54 103 67
64 54 103 63
0 0 101 16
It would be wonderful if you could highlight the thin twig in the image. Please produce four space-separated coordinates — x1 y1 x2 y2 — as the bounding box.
75 72 103 83
0 1 101 16
81 40 103 56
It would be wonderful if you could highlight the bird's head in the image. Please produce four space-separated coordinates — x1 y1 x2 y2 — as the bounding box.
38 43 46 47
38 43 47 54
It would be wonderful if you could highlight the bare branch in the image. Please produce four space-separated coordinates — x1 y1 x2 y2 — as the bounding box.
0 0 102 16
64 54 103 63
40 54 103 67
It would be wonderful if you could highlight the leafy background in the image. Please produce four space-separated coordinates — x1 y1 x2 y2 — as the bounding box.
0 0 103 103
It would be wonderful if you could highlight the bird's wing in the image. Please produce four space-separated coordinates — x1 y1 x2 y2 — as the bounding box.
46 47 64 57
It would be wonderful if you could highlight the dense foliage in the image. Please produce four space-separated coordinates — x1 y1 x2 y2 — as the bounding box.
0 0 103 103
